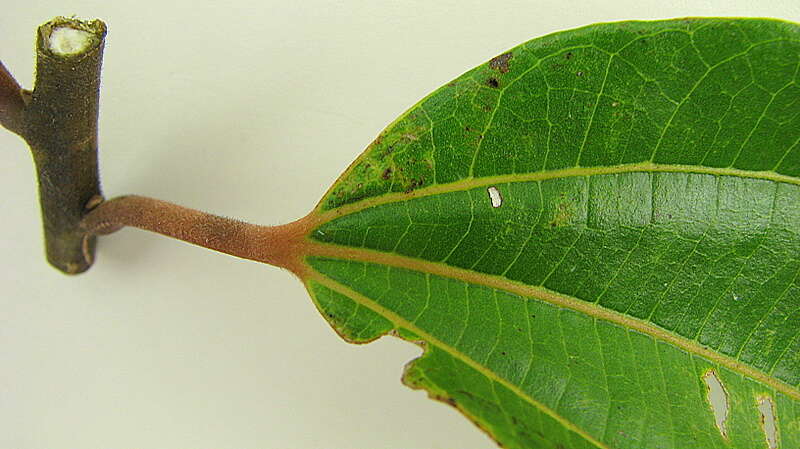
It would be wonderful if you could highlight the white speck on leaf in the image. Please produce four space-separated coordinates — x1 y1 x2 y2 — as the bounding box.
488 186 502 208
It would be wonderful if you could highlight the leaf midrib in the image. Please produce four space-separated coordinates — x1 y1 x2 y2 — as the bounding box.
303 242 800 402
312 162 800 223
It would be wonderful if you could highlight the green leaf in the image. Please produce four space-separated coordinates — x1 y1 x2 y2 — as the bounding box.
297 18 800 448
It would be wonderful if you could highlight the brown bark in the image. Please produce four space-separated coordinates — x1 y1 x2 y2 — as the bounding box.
1 17 107 274
0 61 27 135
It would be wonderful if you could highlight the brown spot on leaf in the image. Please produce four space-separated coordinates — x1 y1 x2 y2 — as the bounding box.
565 52 573 60
486 77 500 88
404 177 424 193
489 52 512 73
381 168 393 180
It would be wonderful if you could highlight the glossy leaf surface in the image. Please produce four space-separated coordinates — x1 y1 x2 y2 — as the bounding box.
296 18 800 448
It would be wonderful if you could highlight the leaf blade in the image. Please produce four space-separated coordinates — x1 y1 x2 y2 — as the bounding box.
301 17 800 448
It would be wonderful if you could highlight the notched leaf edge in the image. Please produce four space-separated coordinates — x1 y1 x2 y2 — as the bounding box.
399 334 507 449
305 278 512 447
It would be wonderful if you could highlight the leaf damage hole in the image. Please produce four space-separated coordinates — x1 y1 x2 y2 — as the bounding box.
487 186 503 208
758 395 779 449
703 369 729 439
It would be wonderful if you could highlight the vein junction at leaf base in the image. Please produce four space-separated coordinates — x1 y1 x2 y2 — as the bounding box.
271 18 800 449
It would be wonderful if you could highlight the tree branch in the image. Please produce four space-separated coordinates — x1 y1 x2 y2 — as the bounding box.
0 61 26 135
0 17 108 274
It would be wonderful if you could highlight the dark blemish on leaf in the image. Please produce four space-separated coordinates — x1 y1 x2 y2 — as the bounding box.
382 168 393 180
404 177 424 193
489 52 512 73
576 71 584 77
565 52 573 60
483 105 493 112
501 351 507 356
487 77 500 88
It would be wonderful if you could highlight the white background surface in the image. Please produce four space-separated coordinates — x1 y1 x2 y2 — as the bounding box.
1 1 798 448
